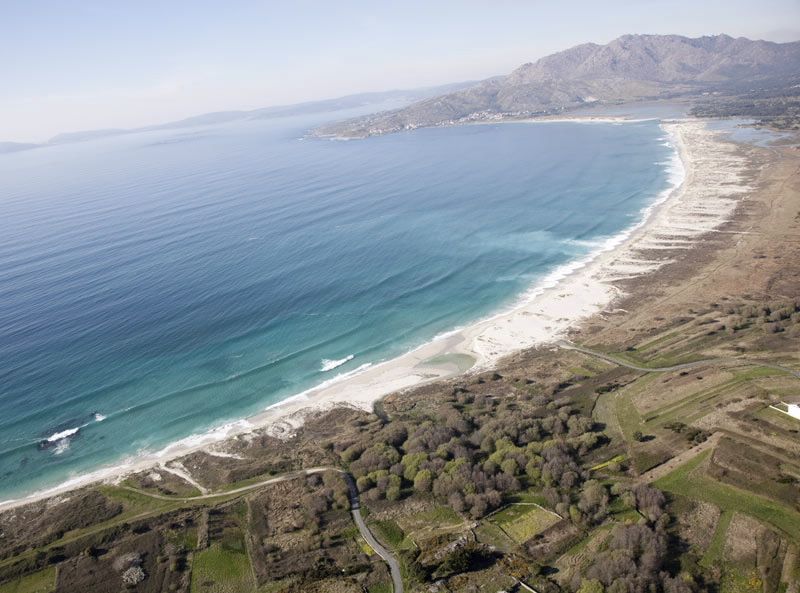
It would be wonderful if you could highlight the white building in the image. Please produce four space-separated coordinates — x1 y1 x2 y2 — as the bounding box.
787 403 800 419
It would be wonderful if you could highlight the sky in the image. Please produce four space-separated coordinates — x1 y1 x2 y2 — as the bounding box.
2 0 799 143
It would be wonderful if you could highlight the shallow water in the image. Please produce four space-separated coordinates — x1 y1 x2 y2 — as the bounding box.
706 118 793 146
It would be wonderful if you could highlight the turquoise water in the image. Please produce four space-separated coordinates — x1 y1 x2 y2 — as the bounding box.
0 110 675 500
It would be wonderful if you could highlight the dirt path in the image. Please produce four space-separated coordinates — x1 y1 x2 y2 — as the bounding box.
556 341 800 378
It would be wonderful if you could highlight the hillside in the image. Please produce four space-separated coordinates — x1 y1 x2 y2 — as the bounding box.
315 34 800 137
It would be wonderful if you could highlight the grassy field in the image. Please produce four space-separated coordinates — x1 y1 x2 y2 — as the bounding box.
190 533 255 593
0 568 55 593
655 451 800 541
490 503 561 544
412 506 462 525
598 344 708 369
615 391 644 441
370 519 407 548
719 568 763 593
474 521 516 553
387 504 464 552
700 510 733 568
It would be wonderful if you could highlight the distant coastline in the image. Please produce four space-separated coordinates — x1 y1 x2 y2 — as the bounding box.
0 115 752 512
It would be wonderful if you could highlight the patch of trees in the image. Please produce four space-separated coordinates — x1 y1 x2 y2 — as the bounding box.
333 386 607 520
573 484 704 593
719 300 800 337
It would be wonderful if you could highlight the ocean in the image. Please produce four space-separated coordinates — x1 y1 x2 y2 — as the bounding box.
0 106 676 500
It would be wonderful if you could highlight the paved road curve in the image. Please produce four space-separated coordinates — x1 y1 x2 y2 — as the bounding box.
124 466 404 593
344 474 405 593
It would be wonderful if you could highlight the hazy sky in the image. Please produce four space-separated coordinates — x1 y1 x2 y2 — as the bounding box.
3 0 799 142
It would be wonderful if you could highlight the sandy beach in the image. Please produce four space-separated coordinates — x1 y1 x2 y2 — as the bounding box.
243 119 749 434
0 118 751 511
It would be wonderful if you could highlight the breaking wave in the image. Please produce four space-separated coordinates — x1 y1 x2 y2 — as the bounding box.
320 354 354 372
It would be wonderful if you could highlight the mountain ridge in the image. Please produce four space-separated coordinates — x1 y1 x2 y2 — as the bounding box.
314 34 800 137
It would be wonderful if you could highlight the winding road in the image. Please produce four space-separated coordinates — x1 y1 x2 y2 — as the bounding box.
343 473 405 593
123 466 404 593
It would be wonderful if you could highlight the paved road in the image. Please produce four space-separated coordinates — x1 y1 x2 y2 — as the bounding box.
556 340 800 378
343 474 404 593
124 466 404 593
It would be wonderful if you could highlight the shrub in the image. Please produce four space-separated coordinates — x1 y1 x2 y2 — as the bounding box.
122 566 146 586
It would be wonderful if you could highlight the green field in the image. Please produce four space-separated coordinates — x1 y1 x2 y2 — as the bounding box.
412 506 462 525
474 521 516 552
0 568 55 593
190 537 255 593
655 451 800 541
370 519 406 548
700 510 733 568
719 568 763 593
491 503 561 544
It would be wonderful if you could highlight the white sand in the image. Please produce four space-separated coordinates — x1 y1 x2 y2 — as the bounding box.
0 119 750 512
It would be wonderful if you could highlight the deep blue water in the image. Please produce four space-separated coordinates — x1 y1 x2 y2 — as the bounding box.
0 109 675 499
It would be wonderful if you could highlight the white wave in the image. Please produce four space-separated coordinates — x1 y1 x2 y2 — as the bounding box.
153 419 253 458
265 362 374 411
46 427 80 442
564 237 609 250
93 413 106 422
53 440 70 455
320 354 354 372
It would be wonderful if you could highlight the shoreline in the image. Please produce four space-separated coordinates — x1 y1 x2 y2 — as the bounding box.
0 117 749 512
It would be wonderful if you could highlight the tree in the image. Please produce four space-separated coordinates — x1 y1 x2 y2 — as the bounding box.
633 484 666 523
401 452 427 481
448 491 466 513
633 431 644 442
577 579 605 593
578 480 609 524
413 469 433 492
500 458 518 476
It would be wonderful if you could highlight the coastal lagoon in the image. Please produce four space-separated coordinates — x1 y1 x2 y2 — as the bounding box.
0 107 676 500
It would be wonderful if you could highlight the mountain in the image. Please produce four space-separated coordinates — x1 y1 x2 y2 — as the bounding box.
1 80 479 150
48 129 127 144
315 34 800 137
0 142 39 154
